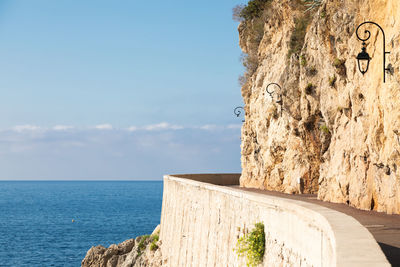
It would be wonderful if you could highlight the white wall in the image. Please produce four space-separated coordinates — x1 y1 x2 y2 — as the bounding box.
159 174 389 267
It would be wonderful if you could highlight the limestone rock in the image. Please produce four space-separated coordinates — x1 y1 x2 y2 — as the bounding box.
81 225 162 267
239 0 400 214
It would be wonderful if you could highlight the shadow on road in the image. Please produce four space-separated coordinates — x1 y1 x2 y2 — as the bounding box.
378 242 400 266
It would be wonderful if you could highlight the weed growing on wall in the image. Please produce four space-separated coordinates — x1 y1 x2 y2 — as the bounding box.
333 58 345 68
304 83 314 94
235 222 265 267
300 55 307 66
320 124 330 134
329 75 337 87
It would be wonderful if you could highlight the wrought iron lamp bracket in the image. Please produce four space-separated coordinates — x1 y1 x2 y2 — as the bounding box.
356 21 391 83
266 83 284 116
234 106 245 122
266 83 281 100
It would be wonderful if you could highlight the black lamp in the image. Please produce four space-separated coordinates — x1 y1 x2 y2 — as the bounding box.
356 43 371 75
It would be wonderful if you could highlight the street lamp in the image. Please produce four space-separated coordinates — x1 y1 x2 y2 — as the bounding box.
356 45 371 75
234 106 245 122
266 83 281 99
356 21 391 83
266 83 283 116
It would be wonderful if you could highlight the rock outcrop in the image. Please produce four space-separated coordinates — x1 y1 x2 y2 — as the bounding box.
81 225 162 267
239 0 400 214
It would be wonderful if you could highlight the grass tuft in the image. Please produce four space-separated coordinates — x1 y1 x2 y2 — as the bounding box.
137 235 150 256
150 233 159 251
304 83 314 94
319 124 330 134
329 75 337 87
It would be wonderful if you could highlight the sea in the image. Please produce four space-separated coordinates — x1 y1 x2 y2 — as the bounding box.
0 181 163 267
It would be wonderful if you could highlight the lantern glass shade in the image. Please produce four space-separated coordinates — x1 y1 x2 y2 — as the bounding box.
356 47 371 75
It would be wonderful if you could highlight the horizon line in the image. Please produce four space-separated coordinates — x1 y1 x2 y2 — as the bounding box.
0 179 163 182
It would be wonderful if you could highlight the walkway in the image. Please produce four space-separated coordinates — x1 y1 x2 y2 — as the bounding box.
232 186 400 266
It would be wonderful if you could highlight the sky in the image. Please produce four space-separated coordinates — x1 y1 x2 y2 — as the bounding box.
0 0 247 180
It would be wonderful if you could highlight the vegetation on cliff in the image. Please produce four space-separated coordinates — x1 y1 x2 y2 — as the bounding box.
233 0 274 85
232 0 272 22
288 14 312 59
234 0 314 85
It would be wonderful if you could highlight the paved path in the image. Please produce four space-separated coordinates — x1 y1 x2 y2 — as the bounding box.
231 186 400 266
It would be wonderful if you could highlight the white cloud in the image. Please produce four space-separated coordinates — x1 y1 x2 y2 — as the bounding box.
227 124 242 129
0 123 242 179
94 124 113 130
199 124 218 130
127 126 138 132
53 125 74 131
142 122 183 131
12 125 42 132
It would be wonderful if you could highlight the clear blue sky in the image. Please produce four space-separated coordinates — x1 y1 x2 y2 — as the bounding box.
0 0 247 179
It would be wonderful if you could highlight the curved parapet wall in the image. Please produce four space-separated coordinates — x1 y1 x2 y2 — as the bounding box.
159 174 390 267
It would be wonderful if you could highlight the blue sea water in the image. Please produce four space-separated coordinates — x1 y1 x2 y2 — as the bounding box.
0 181 163 267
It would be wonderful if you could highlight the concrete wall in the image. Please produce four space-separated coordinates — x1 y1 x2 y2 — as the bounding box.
159 174 390 267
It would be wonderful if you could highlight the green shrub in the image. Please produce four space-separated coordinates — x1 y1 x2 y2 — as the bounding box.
332 58 346 76
137 235 150 256
250 18 265 44
320 124 330 134
233 0 272 21
150 242 158 251
150 234 159 251
305 83 314 94
306 66 317 76
288 15 311 58
300 55 307 66
320 10 326 19
236 223 265 267
329 75 337 87
333 58 345 68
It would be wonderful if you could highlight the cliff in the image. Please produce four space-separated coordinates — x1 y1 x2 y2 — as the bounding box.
239 0 400 214
80 1 400 266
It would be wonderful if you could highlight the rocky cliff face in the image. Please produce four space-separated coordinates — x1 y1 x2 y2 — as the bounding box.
239 0 400 214
81 226 162 267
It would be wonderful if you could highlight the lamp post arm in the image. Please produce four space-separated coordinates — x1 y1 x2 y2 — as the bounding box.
266 83 282 98
234 106 244 117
